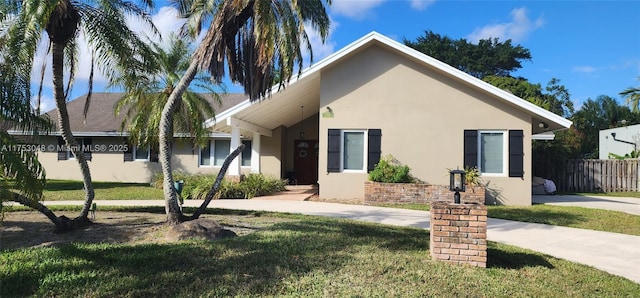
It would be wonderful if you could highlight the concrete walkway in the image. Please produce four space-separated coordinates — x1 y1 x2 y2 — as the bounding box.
534 194 640 215
41 198 640 284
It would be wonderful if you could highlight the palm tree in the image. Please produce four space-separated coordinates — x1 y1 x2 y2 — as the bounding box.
0 61 54 222
620 77 640 113
112 34 221 151
159 0 332 224
1 0 156 231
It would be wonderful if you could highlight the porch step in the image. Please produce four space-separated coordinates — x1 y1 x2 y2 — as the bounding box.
285 185 318 192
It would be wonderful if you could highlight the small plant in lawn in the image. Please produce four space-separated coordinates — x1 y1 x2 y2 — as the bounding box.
368 155 417 183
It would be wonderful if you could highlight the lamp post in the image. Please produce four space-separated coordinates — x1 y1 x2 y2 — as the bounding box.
449 168 466 204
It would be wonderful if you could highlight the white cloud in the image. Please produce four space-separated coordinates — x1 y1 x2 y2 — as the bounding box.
330 0 435 19
410 0 435 11
330 0 386 19
467 7 544 43
32 94 55 114
573 66 597 73
302 19 339 68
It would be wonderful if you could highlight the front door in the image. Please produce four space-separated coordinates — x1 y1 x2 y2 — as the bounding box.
294 140 318 184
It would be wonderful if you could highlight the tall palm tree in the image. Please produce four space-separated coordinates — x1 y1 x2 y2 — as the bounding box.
621 77 640 113
113 34 221 151
1 0 156 231
159 0 332 224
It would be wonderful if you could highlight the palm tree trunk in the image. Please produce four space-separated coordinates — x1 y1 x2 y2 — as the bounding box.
161 60 200 225
9 191 64 230
51 42 95 220
189 144 245 220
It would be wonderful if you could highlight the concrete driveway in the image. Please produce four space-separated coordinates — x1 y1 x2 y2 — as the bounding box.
533 195 640 215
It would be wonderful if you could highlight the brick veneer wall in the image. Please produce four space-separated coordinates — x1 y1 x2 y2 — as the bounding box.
429 202 487 267
364 181 485 205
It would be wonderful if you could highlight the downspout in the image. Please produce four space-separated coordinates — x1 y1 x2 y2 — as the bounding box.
611 133 637 152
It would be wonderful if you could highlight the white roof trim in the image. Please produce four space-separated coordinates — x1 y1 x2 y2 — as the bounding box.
532 133 556 141
205 31 572 130
8 130 232 138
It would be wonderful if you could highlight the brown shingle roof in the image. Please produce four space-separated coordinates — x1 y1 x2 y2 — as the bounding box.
42 92 247 134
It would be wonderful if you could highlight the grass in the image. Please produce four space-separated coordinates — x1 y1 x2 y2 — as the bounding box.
42 180 163 201
373 203 640 236
2 214 638 297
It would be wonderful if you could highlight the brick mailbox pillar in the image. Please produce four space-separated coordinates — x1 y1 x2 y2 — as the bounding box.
429 202 487 267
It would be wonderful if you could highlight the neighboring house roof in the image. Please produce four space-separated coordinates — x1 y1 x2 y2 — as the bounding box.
206 31 572 136
9 92 246 137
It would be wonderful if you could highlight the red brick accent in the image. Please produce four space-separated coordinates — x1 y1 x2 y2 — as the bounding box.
429 202 487 268
364 182 485 205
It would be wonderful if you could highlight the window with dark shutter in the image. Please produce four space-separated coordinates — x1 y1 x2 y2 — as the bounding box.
150 147 159 162
327 129 341 172
509 130 524 177
83 138 92 161
57 137 68 160
123 139 134 162
367 129 382 172
463 130 478 169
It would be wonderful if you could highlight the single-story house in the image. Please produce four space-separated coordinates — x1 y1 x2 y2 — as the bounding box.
9 92 250 183
13 31 571 205
599 124 640 159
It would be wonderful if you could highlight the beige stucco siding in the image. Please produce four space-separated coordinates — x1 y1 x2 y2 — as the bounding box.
37 137 251 183
318 44 533 205
259 126 284 178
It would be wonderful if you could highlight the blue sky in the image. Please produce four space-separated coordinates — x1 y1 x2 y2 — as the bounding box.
35 0 640 114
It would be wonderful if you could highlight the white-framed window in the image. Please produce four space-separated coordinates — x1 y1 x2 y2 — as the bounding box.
478 131 507 175
200 139 232 167
133 145 150 161
241 140 252 167
67 138 86 160
341 130 366 172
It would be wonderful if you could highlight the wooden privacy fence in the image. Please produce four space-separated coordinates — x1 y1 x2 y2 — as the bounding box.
558 159 640 192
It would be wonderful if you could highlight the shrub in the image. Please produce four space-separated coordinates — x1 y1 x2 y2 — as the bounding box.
368 155 416 183
153 172 287 199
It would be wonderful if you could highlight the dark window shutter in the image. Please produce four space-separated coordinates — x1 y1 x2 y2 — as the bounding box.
123 139 134 162
150 147 159 162
367 129 382 172
83 138 92 161
463 130 478 169
509 130 524 177
327 129 341 172
57 137 68 160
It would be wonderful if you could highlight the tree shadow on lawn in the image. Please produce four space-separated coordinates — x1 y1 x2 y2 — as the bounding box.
489 207 587 227
2 218 559 297
2 220 429 297
487 245 554 270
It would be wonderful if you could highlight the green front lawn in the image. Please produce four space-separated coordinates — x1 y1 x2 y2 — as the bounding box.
374 203 640 236
2 214 638 297
42 180 163 201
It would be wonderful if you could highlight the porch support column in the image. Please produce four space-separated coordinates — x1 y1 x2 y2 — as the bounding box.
251 132 261 173
229 126 241 176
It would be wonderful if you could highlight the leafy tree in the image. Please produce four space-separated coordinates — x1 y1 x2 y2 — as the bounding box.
571 95 640 158
483 76 574 117
157 0 332 224
620 77 640 112
403 30 531 78
1 0 155 231
112 34 220 150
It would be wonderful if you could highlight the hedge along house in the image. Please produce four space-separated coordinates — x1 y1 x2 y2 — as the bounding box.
207 32 572 206
9 92 249 183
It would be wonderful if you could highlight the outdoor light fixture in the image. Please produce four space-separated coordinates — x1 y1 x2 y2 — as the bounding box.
538 121 548 129
449 168 466 204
